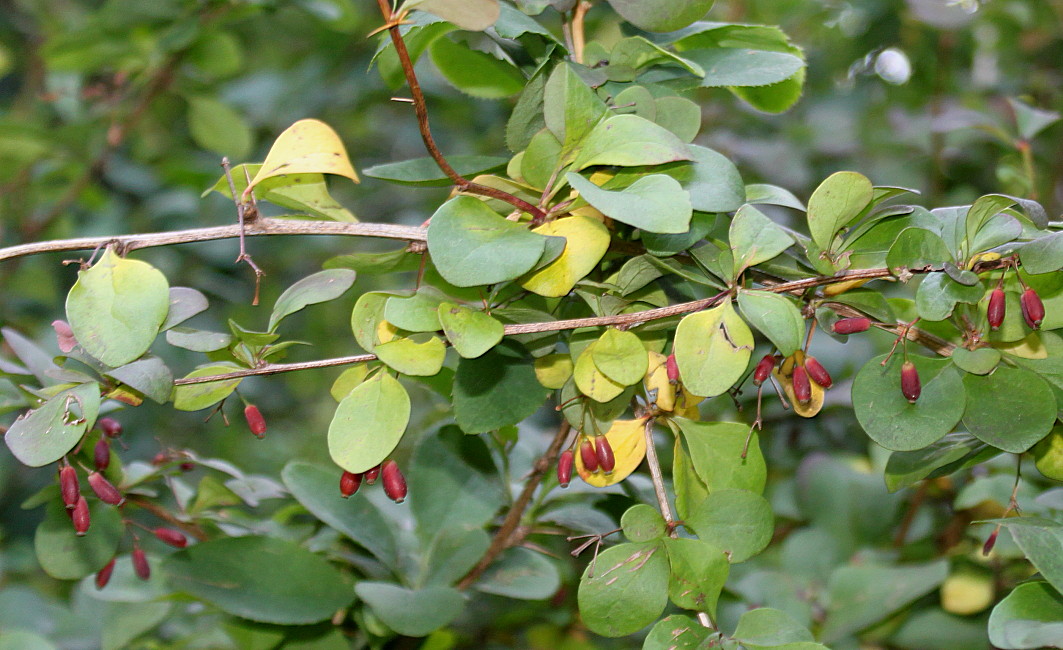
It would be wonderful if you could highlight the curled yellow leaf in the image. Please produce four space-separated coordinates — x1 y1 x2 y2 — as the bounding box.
575 418 650 487
250 119 360 189
773 358 824 418
822 278 870 297
520 216 610 298
644 351 676 411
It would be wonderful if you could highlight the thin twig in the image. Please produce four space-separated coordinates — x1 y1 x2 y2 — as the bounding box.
642 418 676 532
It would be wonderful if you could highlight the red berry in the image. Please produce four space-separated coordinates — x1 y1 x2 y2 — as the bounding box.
98 417 123 438
95 558 116 590
901 361 921 403
832 317 871 335
72 496 91 536
60 465 80 509
179 462 196 472
579 439 599 473
244 404 266 438
557 449 574 488
804 356 833 389
987 288 1006 331
340 471 361 498
752 354 776 387
595 436 615 474
88 471 125 506
381 460 407 504
982 528 999 556
1021 288 1045 329
153 527 188 548
94 438 110 472
363 465 381 485
132 546 150 580
665 353 680 383
792 365 812 404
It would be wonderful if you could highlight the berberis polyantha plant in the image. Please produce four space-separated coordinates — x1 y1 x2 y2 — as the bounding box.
2 0 1063 647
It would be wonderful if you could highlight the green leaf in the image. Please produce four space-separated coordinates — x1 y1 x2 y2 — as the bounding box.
452 342 549 433
567 172 691 234
673 419 766 495
0 631 57 650
105 356 173 404
506 68 548 153
622 504 667 543
34 498 122 579
988 518 1063 595
962 366 1056 453
886 227 953 274
355 582 464 637
375 336 446 376
475 547 560 600
643 615 711 650
988 581 1063 649
730 204 795 275
574 343 626 402
1010 97 1062 140
1020 231 1063 275
421 526 490 588
663 537 729 614
654 96 703 142
351 291 393 351
914 272 985 321
964 194 1017 255
851 354 965 452
738 291 804 357
428 37 524 99
100 601 171 650
187 96 252 159
164 536 353 625
951 347 1001 375
606 37 705 81
669 145 744 213
806 171 874 252
683 48 805 87
171 364 243 411
66 248 170 367
426 196 547 287
572 115 691 170
437 303 504 359
281 461 398 570
884 433 995 492
405 0 500 31
684 489 773 562
607 0 714 32
385 288 446 332
733 607 816 647
591 328 649 386
5 382 100 467
745 183 806 211
161 287 209 330
363 155 507 187
577 542 669 637
544 62 608 151
269 269 356 331
328 373 410 473
673 302 753 397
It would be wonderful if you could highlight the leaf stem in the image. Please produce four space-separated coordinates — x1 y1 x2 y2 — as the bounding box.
643 418 676 534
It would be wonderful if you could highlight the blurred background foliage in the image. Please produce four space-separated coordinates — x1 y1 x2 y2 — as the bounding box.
1 0 1062 648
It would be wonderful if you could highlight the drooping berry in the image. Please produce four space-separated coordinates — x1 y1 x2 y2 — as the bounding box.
752 354 776 387
579 439 599 473
982 528 999 556
381 460 407 504
94 438 110 472
132 546 150 580
60 465 80 509
557 449 574 488
244 404 266 438
804 356 833 389
987 288 1006 331
595 436 616 474
87 471 125 506
95 558 116 590
832 317 871 335
665 353 680 383
792 365 812 404
153 527 188 548
72 496 91 535
179 462 196 472
901 361 921 403
1021 288 1045 330
340 471 361 498
98 417 123 438
363 465 381 485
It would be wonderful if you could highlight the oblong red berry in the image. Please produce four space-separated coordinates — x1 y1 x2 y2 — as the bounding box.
363 465 381 485
381 460 407 504
665 353 680 383
557 449 574 488
88 471 125 506
95 557 116 590
792 365 812 404
901 361 921 403
595 436 616 474
244 404 266 438
982 528 999 556
98 417 123 438
72 496 90 536
1021 288 1045 329
987 288 1006 331
340 471 361 498
154 527 188 548
832 317 871 335
804 356 833 389
94 438 111 472
752 354 776 387
579 439 599 473
132 547 150 580
60 465 80 509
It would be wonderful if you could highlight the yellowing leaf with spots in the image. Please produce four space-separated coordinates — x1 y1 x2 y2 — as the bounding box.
644 351 677 411
574 342 625 402
673 301 753 398
576 418 649 487
249 119 360 190
521 216 610 298
534 353 574 389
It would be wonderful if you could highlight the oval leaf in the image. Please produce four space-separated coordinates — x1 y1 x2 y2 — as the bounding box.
567 172 692 235
673 302 753 397
438 302 504 359
806 171 874 252
328 373 410 473
269 269 356 331
355 582 465 636
249 119 359 189
577 542 669 637
520 215 611 297
737 290 804 356
5 382 100 467
961 365 1056 453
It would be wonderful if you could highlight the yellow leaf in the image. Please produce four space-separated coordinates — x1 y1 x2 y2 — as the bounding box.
376 319 399 345
520 216 610 297
822 278 869 297
534 353 574 389
673 387 703 419
249 119 359 189
576 418 649 487
773 360 824 418
573 343 625 403
644 351 676 411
